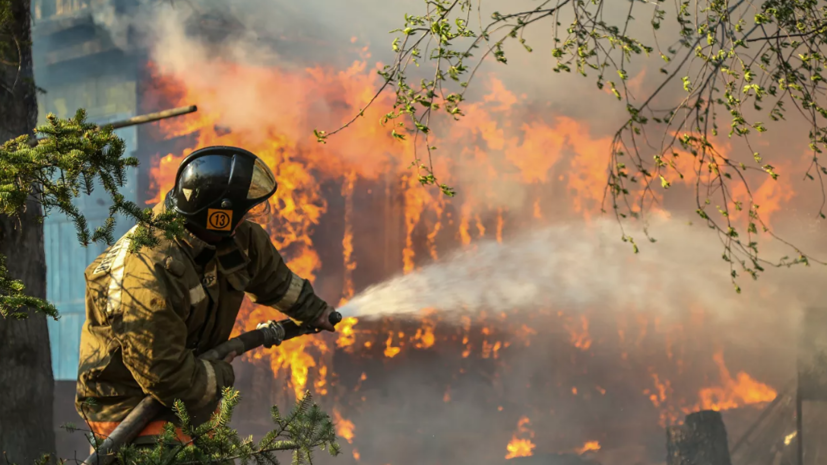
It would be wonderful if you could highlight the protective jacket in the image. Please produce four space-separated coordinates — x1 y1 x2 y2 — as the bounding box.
76 202 329 436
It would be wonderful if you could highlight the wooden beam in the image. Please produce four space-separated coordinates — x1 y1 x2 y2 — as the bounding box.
26 105 198 147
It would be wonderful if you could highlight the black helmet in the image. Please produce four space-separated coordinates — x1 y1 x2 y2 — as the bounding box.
165 146 277 236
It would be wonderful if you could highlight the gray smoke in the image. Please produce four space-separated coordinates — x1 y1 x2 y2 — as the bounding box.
87 0 817 223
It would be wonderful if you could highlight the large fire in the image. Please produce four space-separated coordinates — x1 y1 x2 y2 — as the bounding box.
142 43 793 463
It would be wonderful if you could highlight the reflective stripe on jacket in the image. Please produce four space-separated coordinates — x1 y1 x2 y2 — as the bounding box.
89 419 194 443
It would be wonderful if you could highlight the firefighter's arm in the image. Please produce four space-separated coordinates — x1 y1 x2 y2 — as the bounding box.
110 252 233 410
243 222 330 325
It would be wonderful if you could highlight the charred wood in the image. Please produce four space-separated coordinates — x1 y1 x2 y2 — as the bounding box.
666 410 732 465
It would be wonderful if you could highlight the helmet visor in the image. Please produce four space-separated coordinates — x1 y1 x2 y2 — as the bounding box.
247 158 277 200
244 199 272 224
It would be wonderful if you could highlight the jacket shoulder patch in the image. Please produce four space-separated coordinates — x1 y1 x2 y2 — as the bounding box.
94 234 132 275
104 229 137 314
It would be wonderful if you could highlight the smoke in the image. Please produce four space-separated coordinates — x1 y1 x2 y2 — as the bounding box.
87 0 670 209
87 0 819 229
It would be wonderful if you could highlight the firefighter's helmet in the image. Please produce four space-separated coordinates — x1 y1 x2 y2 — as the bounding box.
164 146 277 236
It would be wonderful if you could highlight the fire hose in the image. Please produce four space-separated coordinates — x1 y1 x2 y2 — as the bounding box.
83 311 343 465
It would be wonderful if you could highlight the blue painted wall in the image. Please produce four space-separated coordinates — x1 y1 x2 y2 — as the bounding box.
32 0 145 379
43 119 139 380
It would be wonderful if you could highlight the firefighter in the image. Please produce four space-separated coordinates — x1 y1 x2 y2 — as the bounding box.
75 146 335 445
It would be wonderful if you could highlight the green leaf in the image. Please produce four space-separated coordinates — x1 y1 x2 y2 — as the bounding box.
391 129 406 141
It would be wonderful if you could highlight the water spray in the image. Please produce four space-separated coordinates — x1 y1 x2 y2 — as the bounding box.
337 220 743 322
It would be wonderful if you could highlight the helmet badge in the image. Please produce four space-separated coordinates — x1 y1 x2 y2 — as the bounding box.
206 208 233 231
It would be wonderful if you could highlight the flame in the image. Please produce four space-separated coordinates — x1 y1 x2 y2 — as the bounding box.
384 332 402 358
475 214 486 238
458 208 472 246
559 118 615 217
232 301 331 399
505 439 536 460
279 339 319 399
505 416 536 459
481 339 503 359
336 317 358 350
427 191 446 261
146 153 179 205
496 208 504 243
333 408 355 444
688 351 777 413
403 174 429 273
645 372 670 408
340 171 357 306
412 314 436 349
314 364 328 396
575 441 601 454
566 315 592 351
785 431 797 446
461 341 471 358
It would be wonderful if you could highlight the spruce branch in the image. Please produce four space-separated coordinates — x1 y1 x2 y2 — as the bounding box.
0 110 185 319
73 389 342 465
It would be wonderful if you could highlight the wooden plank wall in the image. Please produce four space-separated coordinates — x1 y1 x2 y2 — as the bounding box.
39 75 139 380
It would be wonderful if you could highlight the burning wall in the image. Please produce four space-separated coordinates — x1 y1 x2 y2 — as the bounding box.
98 1 827 463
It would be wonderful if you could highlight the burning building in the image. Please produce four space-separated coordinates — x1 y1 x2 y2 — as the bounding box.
34 0 823 464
